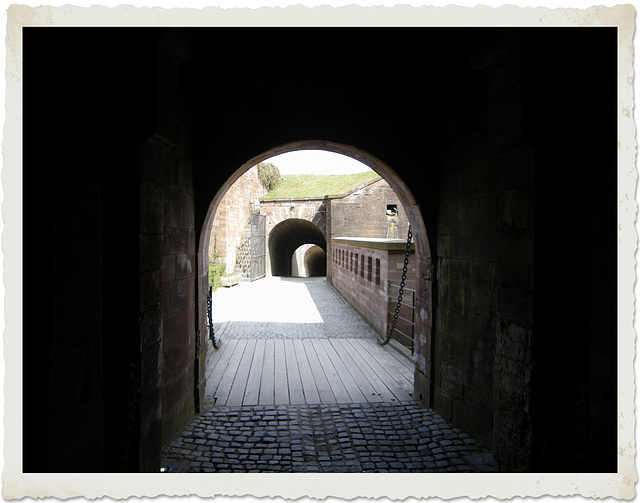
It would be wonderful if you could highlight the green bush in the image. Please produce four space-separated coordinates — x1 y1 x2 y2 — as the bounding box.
257 162 281 192
209 263 226 290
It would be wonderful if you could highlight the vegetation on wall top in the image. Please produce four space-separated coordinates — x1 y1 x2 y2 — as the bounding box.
257 162 282 192
262 170 380 199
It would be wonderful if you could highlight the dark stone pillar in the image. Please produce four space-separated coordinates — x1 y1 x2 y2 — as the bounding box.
138 135 169 472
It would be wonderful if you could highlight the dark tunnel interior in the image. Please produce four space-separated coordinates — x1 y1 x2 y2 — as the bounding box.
269 219 326 277
303 245 327 277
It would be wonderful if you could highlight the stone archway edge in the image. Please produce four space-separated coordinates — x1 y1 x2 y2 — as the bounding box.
198 140 434 409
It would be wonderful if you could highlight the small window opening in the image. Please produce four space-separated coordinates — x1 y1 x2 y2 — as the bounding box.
386 204 398 216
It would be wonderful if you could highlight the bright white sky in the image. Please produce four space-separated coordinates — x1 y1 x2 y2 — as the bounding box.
264 150 372 175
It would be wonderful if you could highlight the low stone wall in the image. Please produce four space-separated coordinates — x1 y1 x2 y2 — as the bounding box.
330 237 415 337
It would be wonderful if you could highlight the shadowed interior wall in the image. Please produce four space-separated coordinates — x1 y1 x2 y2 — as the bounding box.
157 31 198 447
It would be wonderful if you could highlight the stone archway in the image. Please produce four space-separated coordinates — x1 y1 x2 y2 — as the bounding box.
198 140 434 406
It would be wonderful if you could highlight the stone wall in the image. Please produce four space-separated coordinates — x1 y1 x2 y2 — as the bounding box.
155 32 200 448
430 31 534 455
521 28 618 472
331 178 411 240
210 166 266 274
24 28 167 472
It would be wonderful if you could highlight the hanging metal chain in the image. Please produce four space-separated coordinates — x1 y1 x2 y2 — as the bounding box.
207 284 221 349
379 224 412 346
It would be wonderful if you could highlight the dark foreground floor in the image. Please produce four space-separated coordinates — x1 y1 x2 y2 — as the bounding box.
161 401 493 473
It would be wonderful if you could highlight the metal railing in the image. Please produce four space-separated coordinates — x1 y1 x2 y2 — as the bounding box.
387 283 416 354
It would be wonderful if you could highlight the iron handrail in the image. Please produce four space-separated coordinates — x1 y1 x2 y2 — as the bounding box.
388 284 416 310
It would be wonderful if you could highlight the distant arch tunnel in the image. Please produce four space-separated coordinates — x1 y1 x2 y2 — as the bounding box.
268 218 327 277
304 245 327 277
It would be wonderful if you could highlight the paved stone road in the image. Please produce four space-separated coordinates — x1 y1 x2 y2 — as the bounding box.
162 402 493 473
211 277 380 339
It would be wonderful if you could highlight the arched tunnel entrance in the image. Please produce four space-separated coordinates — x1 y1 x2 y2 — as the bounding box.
268 218 326 277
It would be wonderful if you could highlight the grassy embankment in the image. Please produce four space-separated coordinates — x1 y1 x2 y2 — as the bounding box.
262 170 380 199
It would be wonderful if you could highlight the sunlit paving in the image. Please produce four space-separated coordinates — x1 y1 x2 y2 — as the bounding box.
210 277 324 324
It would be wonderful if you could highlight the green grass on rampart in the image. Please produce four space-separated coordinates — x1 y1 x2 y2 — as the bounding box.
262 170 380 199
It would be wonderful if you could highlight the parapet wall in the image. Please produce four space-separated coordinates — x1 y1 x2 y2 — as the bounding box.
330 237 416 338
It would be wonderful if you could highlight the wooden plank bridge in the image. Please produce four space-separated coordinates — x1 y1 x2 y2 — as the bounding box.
203 277 415 408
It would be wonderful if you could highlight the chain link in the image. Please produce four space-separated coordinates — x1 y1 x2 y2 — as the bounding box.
379 224 412 346
207 284 221 349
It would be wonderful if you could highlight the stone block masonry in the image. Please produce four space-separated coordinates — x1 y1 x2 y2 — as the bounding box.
156 32 200 451
431 32 535 458
210 166 267 274
162 402 493 473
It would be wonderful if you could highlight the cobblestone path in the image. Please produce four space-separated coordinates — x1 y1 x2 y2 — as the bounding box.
162 402 493 473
